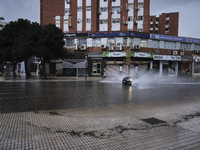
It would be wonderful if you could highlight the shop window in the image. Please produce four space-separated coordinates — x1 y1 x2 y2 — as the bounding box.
79 39 87 45
107 38 116 46
92 38 101 47
153 40 159 48
123 38 128 46
66 39 74 47
140 39 148 47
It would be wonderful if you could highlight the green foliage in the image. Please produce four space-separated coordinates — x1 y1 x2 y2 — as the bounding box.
0 19 66 78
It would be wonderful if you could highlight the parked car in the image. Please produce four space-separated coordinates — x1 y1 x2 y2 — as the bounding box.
122 76 132 85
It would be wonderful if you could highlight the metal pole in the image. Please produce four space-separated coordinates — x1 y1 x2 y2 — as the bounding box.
77 49 78 79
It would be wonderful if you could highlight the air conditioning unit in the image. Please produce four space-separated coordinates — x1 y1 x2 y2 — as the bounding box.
68 23 72 27
109 46 114 51
173 51 177 55
134 20 138 24
134 45 140 50
66 0 70 4
124 21 128 25
80 44 86 50
73 43 78 50
98 11 101 15
195 50 200 54
117 11 121 14
110 10 113 14
101 44 106 49
136 7 139 11
116 43 122 51
126 7 130 11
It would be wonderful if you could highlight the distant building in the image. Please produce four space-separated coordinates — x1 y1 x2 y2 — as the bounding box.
0 17 7 30
40 0 200 77
150 12 179 36
40 0 150 33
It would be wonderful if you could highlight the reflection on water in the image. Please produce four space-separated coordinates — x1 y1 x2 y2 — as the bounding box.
1 75 200 113
128 86 132 102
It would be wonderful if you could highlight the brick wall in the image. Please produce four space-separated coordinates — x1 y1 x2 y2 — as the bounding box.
169 13 179 36
40 0 64 27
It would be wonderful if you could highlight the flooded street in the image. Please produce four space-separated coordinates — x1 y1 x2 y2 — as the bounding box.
1 77 200 149
0 77 200 113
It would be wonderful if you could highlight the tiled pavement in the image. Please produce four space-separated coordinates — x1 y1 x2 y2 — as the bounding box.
1 102 200 150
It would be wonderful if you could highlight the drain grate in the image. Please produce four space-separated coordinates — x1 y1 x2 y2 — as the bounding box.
142 117 166 125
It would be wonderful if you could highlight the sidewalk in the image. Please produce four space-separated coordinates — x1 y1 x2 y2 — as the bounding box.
1 100 200 149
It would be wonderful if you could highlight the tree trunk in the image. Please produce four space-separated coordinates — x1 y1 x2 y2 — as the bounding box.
24 59 30 78
42 58 47 79
12 62 17 77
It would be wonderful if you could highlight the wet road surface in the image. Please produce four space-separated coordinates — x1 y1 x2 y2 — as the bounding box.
1 76 200 149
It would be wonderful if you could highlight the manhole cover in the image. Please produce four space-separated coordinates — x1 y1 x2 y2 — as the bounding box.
142 117 166 125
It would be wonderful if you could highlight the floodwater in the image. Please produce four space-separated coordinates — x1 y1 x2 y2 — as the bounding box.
1 75 200 113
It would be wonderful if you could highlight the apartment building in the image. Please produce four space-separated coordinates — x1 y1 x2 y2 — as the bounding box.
40 0 200 77
40 0 150 33
150 12 179 36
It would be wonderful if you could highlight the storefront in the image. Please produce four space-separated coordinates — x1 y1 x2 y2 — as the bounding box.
153 55 181 76
180 56 193 75
103 52 153 77
192 56 200 76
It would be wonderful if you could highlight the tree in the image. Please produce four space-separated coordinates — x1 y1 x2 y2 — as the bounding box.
35 24 65 79
13 22 42 78
0 19 33 77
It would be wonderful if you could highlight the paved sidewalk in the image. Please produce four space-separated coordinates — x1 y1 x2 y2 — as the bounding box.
1 101 200 149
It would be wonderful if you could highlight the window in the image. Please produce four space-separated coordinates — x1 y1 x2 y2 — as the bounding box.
112 6 120 12
153 40 159 48
65 9 70 14
112 19 120 24
138 16 143 21
77 19 82 23
79 39 87 45
66 39 74 47
92 38 101 47
86 7 91 11
128 16 133 21
195 44 200 50
100 7 108 12
140 39 148 47
156 17 159 22
123 38 128 46
77 7 82 12
150 17 153 21
107 38 116 46
100 20 108 24
150 24 153 28
86 18 91 23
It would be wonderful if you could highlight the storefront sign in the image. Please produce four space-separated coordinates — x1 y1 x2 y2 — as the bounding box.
133 52 153 58
103 52 126 57
90 32 150 39
153 55 181 61
103 52 153 58
181 56 193 62
151 34 200 44
64 32 88 38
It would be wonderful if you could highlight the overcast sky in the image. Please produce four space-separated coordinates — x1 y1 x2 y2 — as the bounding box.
0 0 200 38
